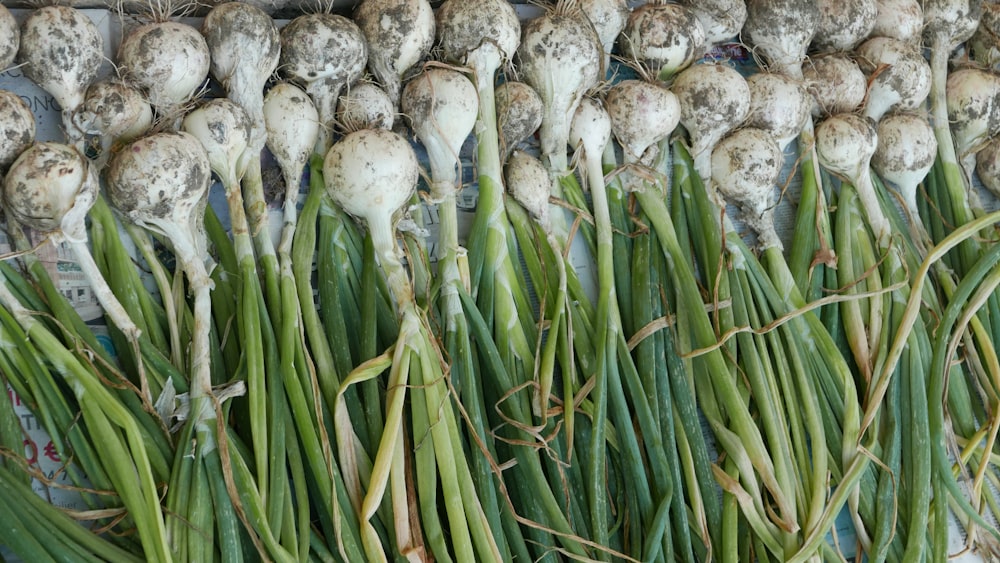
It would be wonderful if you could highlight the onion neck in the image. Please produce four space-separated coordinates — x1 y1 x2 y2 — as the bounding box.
468 44 504 194
278 166 301 273
929 36 975 224
171 228 217 441
368 212 414 316
307 79 344 155
222 172 256 265
852 164 892 249
437 189 468 326
67 238 142 343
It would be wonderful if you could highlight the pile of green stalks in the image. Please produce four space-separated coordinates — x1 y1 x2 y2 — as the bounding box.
3 0 1000 561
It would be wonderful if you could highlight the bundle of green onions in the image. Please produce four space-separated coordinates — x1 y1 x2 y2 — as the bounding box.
7 0 1000 561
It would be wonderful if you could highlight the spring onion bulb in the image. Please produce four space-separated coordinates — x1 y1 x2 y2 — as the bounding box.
117 20 210 121
568 95 623 551
872 0 923 44
73 80 153 167
435 0 532 403
354 0 435 107
746 72 812 151
3 142 148 394
620 2 706 80
605 79 680 165
202 2 284 315
181 97 283 535
678 0 748 46
0 4 17 71
434 0 520 189
436 0 521 75
106 132 214 397
264 82 320 249
0 91 34 173
503 149 566 419
434 0 521 179
17 5 103 145
802 53 867 117
711 127 784 249
570 97 613 195
672 62 751 185
812 0 877 52
975 137 1000 198
815 113 888 244
924 0 987 229
495 80 543 162
324 128 416 270
402 67 478 203
337 81 395 131
922 0 982 51
580 0 629 72
279 12 367 152
401 65 478 368
182 99 251 196
970 3 1000 68
505 150 553 232
871 111 937 248
946 68 1000 174
202 2 279 156
856 37 931 122
744 0 820 78
3 142 88 253
518 3 601 176
106 130 246 562
323 127 424 561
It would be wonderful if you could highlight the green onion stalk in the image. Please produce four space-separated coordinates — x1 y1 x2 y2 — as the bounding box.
0 262 171 561
625 135 793 560
0 450 152 561
821 166 937 561
446 22 589 558
757 190 880 559
632 204 711 562
786 120 836 303
903 110 1000 545
3 212 184 461
202 1 283 318
0 255 177 555
462 50 538 405
817 110 1000 557
813 113 931 558
434 6 545 504
323 127 499 562
106 130 259 561
303 91 395 537
567 89 701 561
873 157 1000 457
916 212 1000 554
598 79 717 559
292 160 370 561
182 99 269 490
678 130 849 559
182 99 311 560
920 15 1000 401
502 151 609 548
880 109 1000 460
276 9 375 458
873 210 1000 556
295 152 382 523
515 3 605 431
567 99 625 559
400 64 518 560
